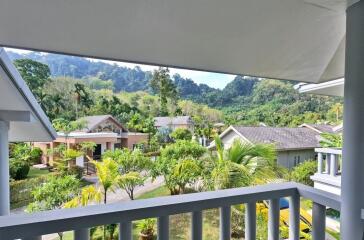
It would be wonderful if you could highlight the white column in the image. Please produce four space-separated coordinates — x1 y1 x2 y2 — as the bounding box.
317 152 323 173
0 120 9 216
342 1 364 239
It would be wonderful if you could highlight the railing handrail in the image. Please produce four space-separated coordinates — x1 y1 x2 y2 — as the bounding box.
0 182 340 239
315 147 342 155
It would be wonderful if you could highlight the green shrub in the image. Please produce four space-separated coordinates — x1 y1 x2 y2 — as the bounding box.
290 160 317 186
9 159 30 180
10 173 59 208
30 147 43 164
170 128 192 141
67 165 84 179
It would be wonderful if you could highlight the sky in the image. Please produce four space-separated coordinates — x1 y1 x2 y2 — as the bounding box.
6 48 236 89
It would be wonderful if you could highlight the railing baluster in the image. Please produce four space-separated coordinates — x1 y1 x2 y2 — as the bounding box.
268 198 280 240
119 221 132 240
245 202 256 240
330 153 338 176
191 211 203 240
158 215 169 240
220 206 231 240
289 195 300 240
312 202 326 240
74 228 89 240
317 152 323 173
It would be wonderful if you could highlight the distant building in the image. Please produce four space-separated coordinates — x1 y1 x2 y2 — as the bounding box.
34 115 148 167
208 125 333 169
154 116 194 131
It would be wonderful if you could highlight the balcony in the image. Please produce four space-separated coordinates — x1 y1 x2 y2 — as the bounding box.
311 148 342 196
0 182 339 240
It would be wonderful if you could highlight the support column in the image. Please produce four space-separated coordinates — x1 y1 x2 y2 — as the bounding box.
0 120 9 216
342 1 364 239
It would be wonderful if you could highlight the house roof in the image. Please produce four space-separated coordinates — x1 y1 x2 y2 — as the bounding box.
0 0 354 83
154 116 192 127
78 115 127 133
299 124 338 134
296 79 344 97
0 48 56 142
226 126 321 151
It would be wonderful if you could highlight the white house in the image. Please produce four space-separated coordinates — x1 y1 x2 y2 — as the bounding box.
209 125 326 169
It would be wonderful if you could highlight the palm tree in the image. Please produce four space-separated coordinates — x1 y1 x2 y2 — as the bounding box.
92 159 119 204
208 136 281 190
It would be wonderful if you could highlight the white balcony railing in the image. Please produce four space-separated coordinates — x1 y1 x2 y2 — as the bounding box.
315 148 342 177
0 182 340 240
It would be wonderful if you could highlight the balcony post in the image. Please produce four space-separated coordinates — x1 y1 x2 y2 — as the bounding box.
329 154 338 176
317 152 323 173
74 228 90 240
312 202 325 240
191 211 203 240
119 221 132 240
268 199 279 240
289 194 300 240
0 120 9 216
220 206 231 240
325 154 331 174
342 1 364 239
158 215 169 240
245 202 256 240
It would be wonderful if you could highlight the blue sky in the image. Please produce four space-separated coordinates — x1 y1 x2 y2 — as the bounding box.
6 48 236 89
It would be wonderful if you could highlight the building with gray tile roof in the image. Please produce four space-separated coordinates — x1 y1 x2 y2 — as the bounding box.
154 116 194 131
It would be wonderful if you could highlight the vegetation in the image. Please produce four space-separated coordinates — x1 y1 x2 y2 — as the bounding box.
320 133 343 148
170 128 192 141
290 160 317 186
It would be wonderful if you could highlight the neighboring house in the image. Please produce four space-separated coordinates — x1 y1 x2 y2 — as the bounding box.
34 115 148 167
208 125 325 169
154 116 194 131
299 123 342 134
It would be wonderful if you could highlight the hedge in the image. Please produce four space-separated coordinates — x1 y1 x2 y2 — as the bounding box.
10 172 60 208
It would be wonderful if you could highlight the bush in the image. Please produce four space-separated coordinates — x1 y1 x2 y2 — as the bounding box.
67 165 84 179
30 147 43 164
10 173 59 207
9 159 30 180
170 128 192 141
290 160 317 186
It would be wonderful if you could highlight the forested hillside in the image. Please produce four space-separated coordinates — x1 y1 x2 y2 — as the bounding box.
8 51 343 127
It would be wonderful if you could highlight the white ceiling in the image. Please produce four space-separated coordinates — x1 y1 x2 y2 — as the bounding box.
0 0 355 83
0 49 56 142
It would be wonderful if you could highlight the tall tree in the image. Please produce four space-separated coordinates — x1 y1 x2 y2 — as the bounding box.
14 58 51 106
150 67 177 116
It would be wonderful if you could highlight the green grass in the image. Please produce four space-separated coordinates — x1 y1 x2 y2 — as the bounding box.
27 167 51 178
136 185 170 199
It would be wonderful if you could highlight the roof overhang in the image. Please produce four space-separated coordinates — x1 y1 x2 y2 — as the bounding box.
0 49 56 142
296 79 344 96
57 132 118 139
0 0 357 83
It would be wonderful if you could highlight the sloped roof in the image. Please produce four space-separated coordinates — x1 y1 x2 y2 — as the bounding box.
231 126 321 151
78 115 127 133
154 116 192 127
299 124 336 134
0 0 355 83
0 48 56 141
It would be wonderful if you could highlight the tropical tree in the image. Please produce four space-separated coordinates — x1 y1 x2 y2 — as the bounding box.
319 133 343 148
153 140 206 194
92 159 119 204
150 67 178 116
27 175 80 239
170 128 192 141
206 136 279 190
103 148 153 200
127 113 157 147
52 118 87 149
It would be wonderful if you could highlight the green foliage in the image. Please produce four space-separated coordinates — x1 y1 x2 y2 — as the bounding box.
136 218 157 237
170 128 192 141
117 172 145 200
9 159 30 180
290 160 317 186
93 159 120 203
52 118 87 134
320 133 343 148
154 140 206 194
150 67 178 116
26 175 80 212
206 137 280 190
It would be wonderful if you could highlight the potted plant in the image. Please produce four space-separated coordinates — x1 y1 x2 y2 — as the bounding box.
137 218 156 240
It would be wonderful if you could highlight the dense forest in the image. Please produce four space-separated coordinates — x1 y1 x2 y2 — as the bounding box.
8 51 343 127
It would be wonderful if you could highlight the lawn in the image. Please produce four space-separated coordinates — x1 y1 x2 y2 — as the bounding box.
27 167 51 178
